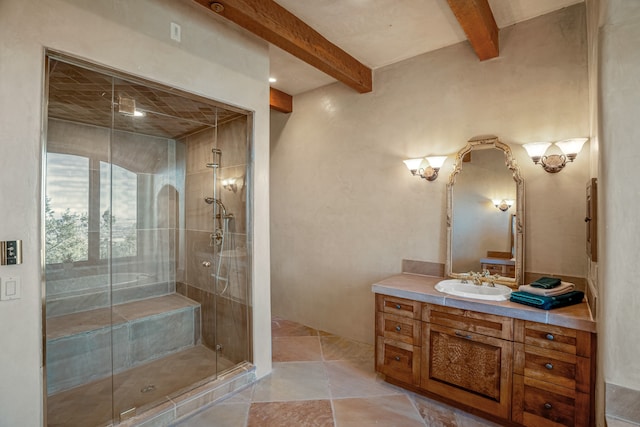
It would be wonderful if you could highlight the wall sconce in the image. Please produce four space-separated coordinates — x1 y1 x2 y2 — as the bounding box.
403 156 448 182
522 138 588 173
222 177 238 193
492 199 514 212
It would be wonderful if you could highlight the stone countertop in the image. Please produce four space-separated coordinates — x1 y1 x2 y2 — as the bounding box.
372 273 596 333
480 257 515 265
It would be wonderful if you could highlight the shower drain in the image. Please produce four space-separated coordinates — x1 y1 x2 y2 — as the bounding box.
140 384 156 393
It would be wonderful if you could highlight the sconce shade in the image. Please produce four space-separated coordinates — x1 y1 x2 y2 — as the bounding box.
522 142 551 159
403 158 423 173
556 138 588 157
426 156 448 168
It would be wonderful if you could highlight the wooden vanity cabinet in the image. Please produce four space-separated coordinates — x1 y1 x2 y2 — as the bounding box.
375 295 422 385
374 294 596 427
512 320 596 427
421 304 514 420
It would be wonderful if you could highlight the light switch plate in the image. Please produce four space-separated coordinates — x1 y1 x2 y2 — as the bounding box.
170 22 181 42
0 276 21 300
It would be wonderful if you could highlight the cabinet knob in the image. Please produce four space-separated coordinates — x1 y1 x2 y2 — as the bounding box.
394 356 401 361
544 403 553 410
545 363 554 370
395 325 402 332
546 334 555 341
395 304 402 309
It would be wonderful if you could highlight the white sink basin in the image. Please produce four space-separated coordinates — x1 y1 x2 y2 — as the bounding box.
435 279 512 301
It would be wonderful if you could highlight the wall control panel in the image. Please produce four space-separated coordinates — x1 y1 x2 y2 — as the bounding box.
0 240 22 265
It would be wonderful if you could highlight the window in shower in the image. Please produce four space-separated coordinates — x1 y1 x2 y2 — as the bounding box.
99 161 137 259
43 52 253 427
45 154 138 265
45 153 89 264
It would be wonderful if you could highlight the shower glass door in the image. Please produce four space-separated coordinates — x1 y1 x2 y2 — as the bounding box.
44 53 252 426
44 58 118 426
206 116 252 374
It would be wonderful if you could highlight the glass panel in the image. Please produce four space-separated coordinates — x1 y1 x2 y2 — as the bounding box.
44 60 115 427
213 115 251 372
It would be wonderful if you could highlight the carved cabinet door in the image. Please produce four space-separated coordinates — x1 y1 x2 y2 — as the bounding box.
421 322 513 420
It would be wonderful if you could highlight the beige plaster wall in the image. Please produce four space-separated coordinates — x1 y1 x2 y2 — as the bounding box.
0 1 271 425
600 0 640 392
271 4 590 344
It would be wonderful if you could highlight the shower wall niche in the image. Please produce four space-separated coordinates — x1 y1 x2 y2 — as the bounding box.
43 55 252 426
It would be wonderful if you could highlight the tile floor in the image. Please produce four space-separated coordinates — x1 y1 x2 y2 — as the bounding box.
174 317 500 427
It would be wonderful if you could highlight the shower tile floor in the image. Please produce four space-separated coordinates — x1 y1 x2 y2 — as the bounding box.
47 345 235 427
174 317 501 427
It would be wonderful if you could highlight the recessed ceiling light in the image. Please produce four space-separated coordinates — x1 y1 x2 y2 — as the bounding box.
269 77 277 83
133 110 145 117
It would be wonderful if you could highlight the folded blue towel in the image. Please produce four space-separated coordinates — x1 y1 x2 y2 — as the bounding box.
529 277 562 289
510 290 584 310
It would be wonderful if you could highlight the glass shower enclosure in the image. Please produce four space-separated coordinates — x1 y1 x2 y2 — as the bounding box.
43 53 252 426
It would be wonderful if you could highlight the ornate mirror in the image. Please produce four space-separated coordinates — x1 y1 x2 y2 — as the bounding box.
446 136 524 287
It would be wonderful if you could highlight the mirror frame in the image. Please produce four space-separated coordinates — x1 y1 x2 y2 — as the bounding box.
445 136 525 287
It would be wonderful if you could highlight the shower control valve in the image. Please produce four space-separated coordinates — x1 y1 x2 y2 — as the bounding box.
210 229 224 247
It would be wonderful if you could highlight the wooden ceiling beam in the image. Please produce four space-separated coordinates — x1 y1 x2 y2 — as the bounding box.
446 0 499 61
270 87 293 113
193 0 373 93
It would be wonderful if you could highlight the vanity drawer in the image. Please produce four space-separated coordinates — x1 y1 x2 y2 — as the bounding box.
376 294 421 320
376 338 420 385
479 261 516 278
513 374 590 427
515 321 593 357
514 343 591 392
376 312 421 345
482 263 504 275
423 304 513 340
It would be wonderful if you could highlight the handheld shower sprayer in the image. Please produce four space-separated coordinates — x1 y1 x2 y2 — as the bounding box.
204 196 232 219
204 148 234 248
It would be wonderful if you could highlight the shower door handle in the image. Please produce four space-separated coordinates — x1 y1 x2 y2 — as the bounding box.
202 261 211 267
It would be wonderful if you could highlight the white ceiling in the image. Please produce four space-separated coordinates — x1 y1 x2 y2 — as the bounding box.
269 0 583 95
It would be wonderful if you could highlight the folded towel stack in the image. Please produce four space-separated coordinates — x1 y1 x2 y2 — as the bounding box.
510 276 583 310
519 281 575 296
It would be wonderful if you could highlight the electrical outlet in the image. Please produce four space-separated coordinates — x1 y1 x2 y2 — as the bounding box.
170 22 181 42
